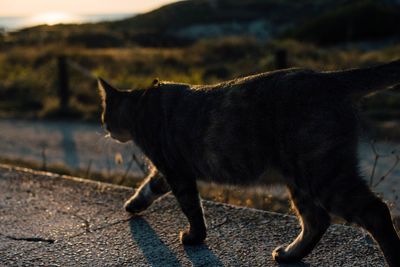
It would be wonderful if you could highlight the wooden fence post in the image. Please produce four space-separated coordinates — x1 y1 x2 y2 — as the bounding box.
57 55 70 111
275 49 288 70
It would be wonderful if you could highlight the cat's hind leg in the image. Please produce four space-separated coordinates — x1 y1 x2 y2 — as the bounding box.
325 178 400 267
272 187 330 263
124 170 170 213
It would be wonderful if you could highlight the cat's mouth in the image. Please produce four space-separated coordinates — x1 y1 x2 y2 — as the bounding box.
108 132 131 143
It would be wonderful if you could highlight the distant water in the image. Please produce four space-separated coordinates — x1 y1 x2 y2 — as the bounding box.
0 13 134 31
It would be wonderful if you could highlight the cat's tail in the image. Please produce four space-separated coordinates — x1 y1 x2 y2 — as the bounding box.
323 59 400 98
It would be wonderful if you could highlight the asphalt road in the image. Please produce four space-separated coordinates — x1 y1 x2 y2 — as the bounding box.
0 165 386 266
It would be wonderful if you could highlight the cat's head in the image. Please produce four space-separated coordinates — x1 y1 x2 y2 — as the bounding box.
98 78 132 143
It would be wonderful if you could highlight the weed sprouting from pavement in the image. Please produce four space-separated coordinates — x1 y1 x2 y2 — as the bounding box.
369 141 400 189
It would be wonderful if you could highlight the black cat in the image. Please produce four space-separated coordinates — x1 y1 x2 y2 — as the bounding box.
98 60 400 266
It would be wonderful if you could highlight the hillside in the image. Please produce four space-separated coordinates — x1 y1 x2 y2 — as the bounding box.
108 0 400 45
110 0 327 32
3 0 400 48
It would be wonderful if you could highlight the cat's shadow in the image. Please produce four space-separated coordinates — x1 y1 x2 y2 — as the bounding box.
129 217 311 267
129 217 224 267
278 262 311 267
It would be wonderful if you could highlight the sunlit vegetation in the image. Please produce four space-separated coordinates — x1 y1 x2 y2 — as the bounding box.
0 38 399 131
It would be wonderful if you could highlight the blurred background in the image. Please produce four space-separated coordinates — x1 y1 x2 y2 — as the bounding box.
0 0 399 225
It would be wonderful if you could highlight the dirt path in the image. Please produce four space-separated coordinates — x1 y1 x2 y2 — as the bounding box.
0 119 399 215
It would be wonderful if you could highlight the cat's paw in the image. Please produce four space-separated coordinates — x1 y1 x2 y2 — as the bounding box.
179 229 206 245
272 245 302 263
124 197 151 214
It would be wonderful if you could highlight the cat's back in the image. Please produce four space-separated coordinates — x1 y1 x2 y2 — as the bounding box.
160 67 323 143
191 67 305 93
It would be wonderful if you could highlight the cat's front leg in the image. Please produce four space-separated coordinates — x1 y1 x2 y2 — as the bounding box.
124 170 170 213
165 174 206 245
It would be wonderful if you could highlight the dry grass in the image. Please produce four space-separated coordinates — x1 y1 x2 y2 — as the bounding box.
0 156 141 188
1 38 399 121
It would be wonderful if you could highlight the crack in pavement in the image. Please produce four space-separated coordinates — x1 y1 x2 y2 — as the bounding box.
0 233 55 244
1 216 135 261
0 173 172 262
58 208 92 233
65 216 133 239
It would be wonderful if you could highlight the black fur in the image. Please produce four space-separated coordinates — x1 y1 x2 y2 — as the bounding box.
98 60 400 266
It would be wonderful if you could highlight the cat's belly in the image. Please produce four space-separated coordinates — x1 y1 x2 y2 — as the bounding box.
196 159 285 186
255 167 285 185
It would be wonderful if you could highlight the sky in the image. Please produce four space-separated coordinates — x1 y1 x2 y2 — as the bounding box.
0 0 178 16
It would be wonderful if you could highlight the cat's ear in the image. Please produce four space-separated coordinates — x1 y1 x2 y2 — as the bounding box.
98 77 117 100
